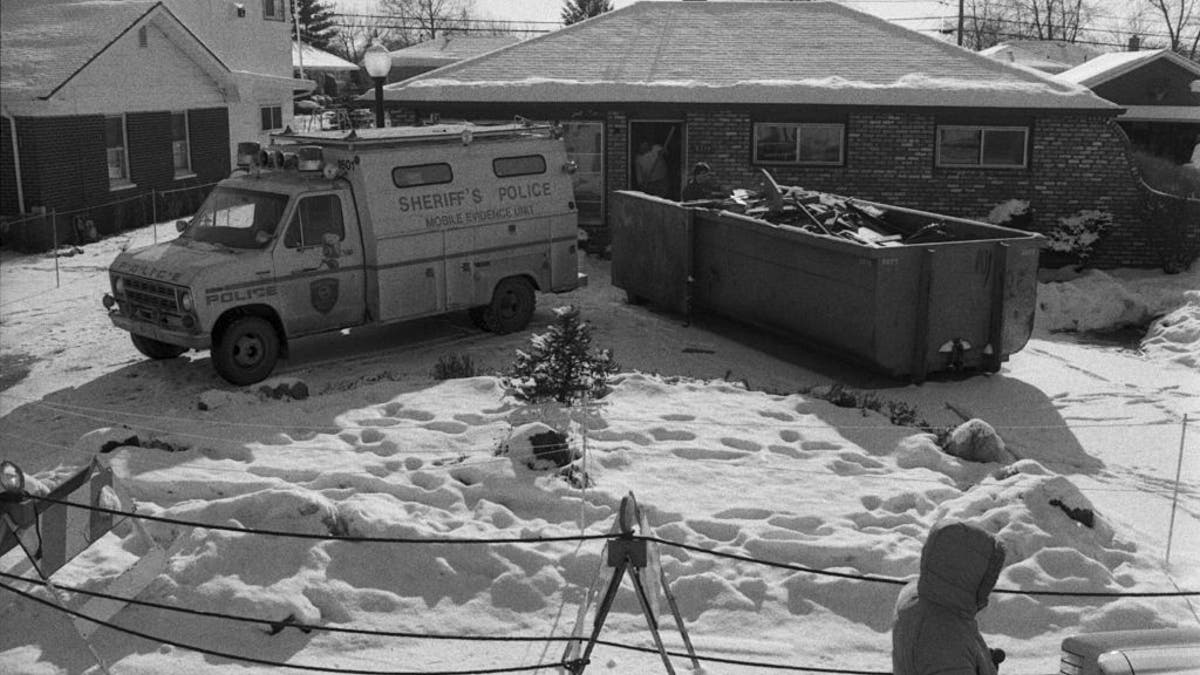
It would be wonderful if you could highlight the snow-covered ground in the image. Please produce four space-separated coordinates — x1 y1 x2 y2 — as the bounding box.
0 227 1197 674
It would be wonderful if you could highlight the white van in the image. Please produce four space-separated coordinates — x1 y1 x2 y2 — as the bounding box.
103 122 585 385
1061 628 1200 675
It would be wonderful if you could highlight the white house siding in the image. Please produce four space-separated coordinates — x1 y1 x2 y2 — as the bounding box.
50 20 229 116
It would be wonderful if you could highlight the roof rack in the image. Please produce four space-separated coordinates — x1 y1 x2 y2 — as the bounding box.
271 120 557 148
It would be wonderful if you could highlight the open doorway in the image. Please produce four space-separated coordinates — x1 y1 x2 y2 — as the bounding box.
629 120 684 201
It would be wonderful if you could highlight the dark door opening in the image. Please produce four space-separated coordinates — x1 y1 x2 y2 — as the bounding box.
630 120 683 201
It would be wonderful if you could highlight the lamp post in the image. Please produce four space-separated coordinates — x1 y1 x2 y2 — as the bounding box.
362 38 390 129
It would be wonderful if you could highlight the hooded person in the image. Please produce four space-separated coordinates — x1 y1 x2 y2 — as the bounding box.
892 520 1007 675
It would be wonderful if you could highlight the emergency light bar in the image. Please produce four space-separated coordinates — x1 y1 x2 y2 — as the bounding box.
236 142 261 169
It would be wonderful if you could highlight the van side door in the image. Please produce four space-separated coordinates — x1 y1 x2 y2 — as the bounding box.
274 191 366 336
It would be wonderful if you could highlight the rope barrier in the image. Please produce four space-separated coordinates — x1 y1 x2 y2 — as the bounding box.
0 579 564 675
19 495 1200 598
28 493 612 545
0 571 886 673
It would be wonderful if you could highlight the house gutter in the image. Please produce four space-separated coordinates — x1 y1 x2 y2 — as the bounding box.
1 106 26 214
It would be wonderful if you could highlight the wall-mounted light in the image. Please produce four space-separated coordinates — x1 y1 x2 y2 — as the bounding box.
235 3 246 17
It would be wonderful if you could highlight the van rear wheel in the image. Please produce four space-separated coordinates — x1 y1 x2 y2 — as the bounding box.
131 334 187 360
212 316 279 385
481 277 535 334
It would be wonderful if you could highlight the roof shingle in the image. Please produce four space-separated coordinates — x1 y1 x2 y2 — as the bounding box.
383 1 1113 110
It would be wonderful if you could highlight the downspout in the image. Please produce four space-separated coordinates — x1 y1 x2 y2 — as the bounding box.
1 106 27 214
292 0 305 81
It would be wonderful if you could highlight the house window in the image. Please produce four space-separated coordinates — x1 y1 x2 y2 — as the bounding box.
263 0 285 21
105 115 130 187
171 111 193 177
936 126 1028 168
138 26 148 48
753 122 844 165
260 105 283 131
493 155 546 178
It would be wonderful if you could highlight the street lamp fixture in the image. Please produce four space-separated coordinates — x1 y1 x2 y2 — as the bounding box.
362 38 391 129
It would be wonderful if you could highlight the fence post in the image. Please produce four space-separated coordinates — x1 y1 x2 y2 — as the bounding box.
51 210 60 288
1165 413 1189 566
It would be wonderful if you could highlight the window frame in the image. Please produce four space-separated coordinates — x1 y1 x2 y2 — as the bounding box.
751 122 846 167
284 193 346 249
493 154 547 178
262 0 285 21
105 115 132 190
171 111 195 179
392 163 454 189
935 125 1029 169
260 105 284 132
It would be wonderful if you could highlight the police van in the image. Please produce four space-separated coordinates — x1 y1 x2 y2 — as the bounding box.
103 121 586 385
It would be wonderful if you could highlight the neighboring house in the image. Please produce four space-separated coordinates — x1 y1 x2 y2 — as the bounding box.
294 41 359 98
979 40 1104 75
378 0 1160 267
0 0 309 236
1057 49 1200 164
385 35 522 84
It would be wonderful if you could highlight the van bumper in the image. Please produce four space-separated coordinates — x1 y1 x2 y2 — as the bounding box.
109 312 211 350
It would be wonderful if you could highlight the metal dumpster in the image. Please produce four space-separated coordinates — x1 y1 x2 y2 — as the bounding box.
610 190 1044 380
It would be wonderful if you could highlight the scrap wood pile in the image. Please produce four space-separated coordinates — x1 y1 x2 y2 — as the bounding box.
693 169 961 247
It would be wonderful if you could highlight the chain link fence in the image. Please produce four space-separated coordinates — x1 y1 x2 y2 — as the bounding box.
0 181 218 253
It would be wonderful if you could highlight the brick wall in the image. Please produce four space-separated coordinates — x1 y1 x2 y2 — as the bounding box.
0 108 230 249
684 109 1162 268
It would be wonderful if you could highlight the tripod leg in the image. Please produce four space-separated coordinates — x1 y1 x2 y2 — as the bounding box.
630 568 675 675
574 563 627 672
659 564 700 669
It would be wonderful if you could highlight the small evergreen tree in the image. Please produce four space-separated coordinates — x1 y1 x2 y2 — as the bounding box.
294 0 338 51
505 305 618 406
561 0 614 26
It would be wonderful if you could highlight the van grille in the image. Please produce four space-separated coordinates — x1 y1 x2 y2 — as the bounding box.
122 276 182 312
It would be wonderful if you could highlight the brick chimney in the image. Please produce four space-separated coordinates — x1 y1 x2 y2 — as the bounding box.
1128 35 1141 51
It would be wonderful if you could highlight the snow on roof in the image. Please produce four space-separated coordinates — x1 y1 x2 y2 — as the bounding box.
381 1 1114 110
1057 49 1200 87
294 42 359 72
387 35 522 67
978 40 1104 72
0 0 162 100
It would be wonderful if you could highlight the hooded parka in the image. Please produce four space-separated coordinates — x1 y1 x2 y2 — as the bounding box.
892 520 1007 675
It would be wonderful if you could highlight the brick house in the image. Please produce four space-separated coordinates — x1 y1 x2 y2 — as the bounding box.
0 0 310 242
378 0 1173 267
1057 48 1200 164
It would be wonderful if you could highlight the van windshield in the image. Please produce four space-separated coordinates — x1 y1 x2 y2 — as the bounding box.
182 187 289 249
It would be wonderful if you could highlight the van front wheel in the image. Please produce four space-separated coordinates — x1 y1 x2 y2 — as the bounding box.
481 277 535 334
213 316 279 385
131 334 187 360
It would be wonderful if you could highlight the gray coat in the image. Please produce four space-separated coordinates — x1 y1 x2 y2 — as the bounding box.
892 520 1007 675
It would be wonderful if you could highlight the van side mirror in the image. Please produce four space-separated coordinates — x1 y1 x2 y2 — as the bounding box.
255 230 272 247
175 219 189 233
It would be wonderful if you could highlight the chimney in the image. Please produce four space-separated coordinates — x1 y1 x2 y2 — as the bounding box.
1128 35 1140 51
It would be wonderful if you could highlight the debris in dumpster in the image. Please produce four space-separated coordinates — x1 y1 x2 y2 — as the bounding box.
694 169 961 248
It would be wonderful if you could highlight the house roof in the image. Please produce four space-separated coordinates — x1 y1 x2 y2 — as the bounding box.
387 35 522 68
0 0 228 102
1057 49 1200 87
380 1 1114 110
294 42 359 72
979 40 1103 74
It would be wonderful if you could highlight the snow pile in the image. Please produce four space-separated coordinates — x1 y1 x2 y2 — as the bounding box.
1036 265 1200 367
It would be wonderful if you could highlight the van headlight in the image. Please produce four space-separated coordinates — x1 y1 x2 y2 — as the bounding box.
114 276 126 295
180 291 194 312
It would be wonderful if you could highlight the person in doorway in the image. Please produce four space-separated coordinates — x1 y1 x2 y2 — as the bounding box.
681 162 719 201
635 128 675 198
892 520 1007 675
